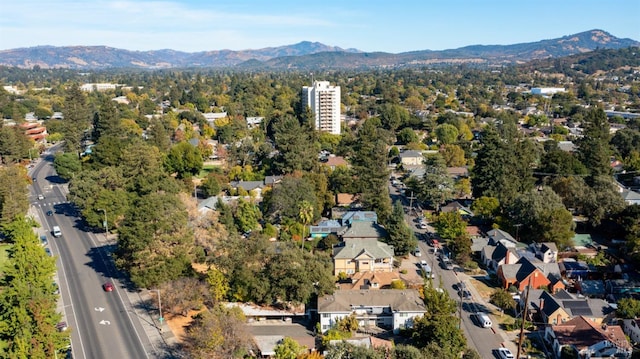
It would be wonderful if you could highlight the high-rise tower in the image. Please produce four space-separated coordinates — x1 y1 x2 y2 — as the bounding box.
301 81 341 135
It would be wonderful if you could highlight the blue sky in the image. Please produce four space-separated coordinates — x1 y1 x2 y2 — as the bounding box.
0 0 638 53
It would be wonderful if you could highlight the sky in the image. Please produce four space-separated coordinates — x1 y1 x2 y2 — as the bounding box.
0 0 638 53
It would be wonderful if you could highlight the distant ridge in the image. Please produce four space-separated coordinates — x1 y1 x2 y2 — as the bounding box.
0 30 637 70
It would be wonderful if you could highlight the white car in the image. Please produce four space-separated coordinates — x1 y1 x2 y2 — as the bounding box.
496 348 514 359
37 194 45 200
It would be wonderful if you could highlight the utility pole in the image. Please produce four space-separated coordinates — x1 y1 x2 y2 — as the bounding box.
516 279 532 359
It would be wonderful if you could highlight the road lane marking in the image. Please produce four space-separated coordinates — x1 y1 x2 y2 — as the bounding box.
99 320 111 325
94 307 105 312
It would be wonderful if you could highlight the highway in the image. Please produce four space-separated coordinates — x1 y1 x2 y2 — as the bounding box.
30 149 153 359
389 175 509 358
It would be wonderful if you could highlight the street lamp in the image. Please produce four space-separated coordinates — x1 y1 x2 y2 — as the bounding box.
155 289 164 333
97 208 108 239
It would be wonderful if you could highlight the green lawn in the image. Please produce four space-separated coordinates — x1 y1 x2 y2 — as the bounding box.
197 164 220 178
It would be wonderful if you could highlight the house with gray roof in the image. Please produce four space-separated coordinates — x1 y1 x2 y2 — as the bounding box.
487 228 518 247
533 289 613 325
333 238 394 276
318 289 426 334
621 189 640 205
399 150 424 166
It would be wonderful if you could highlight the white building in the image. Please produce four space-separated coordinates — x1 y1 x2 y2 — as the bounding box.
531 87 566 95
302 81 341 135
80 83 123 92
317 289 426 334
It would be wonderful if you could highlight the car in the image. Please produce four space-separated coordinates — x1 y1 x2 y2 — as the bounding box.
102 281 114 292
419 222 428 229
32 177 37 182
37 194 45 200
420 260 428 267
496 348 514 359
460 289 472 300
52 282 59 295
46 210 53 216
39 235 48 246
56 321 68 332
413 247 422 257
44 248 52 256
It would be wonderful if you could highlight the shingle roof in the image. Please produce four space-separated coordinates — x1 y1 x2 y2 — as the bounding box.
399 150 423 158
318 289 426 313
552 316 631 351
333 238 394 259
340 221 388 239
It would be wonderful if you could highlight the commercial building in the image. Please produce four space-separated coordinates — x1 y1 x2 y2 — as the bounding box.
301 81 341 135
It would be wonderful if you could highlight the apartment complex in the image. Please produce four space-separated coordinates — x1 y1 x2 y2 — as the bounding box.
301 81 341 135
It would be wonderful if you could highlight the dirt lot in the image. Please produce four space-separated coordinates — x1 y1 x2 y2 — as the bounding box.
166 308 206 342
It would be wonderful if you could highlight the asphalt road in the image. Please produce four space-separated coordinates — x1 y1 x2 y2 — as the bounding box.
388 176 507 358
31 149 152 359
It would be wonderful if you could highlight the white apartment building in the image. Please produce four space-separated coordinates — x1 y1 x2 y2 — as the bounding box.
531 87 566 95
301 81 341 135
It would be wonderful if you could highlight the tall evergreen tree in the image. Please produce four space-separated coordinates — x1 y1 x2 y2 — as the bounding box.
577 108 612 184
62 83 91 157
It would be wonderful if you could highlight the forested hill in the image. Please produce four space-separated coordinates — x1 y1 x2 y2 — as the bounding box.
0 29 637 70
518 46 640 75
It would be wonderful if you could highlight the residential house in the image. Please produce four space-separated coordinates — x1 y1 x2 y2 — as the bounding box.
318 289 426 334
309 220 343 239
486 229 518 247
399 150 424 166
545 316 631 359
332 238 394 276
440 201 474 217
535 242 558 263
498 257 551 291
622 318 640 344
559 259 591 280
446 166 469 180
534 289 613 325
321 155 349 170
335 193 360 208
229 180 265 198
621 189 640 205
338 271 403 290
481 242 520 272
246 116 264 129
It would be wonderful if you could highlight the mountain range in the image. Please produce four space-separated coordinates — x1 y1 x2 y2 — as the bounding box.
0 29 637 70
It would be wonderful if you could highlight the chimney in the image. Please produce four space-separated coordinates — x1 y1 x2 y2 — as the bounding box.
539 299 544 310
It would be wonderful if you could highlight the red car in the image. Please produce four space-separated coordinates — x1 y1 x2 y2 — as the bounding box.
102 282 114 292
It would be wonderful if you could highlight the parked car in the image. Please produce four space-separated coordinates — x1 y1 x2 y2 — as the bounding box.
413 247 422 257
496 348 514 359
39 235 48 246
56 322 68 332
44 248 52 256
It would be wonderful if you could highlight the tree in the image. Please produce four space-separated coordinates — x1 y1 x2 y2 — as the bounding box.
616 297 640 319
201 173 221 197
490 288 516 312
156 278 208 317
206 267 229 303
470 196 500 223
114 192 195 288
435 212 467 241
165 141 204 179
274 337 306 359
435 123 459 145
61 83 91 157
265 176 318 223
577 108 612 183
385 201 417 256
234 198 261 233
397 127 419 145
298 200 314 243
415 154 454 210
0 217 69 358
508 187 574 248
0 165 29 225
92 96 121 141
53 152 82 181
440 144 466 167
0 126 32 164
183 304 251 359
271 115 317 174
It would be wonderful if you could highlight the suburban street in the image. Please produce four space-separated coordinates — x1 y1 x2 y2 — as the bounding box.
29 149 154 359
388 175 514 358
